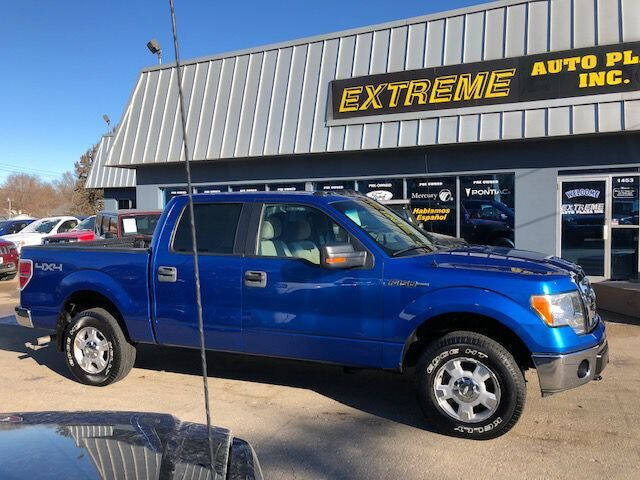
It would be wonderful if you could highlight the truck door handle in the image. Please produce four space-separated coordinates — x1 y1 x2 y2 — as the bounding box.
244 270 267 288
158 266 177 283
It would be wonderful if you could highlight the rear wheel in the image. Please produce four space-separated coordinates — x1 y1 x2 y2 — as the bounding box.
415 331 526 439
63 308 136 386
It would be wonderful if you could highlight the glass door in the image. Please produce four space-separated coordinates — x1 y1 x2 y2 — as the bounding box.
611 176 640 281
558 178 609 281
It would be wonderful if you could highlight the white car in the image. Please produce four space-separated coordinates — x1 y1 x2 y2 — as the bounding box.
2 216 79 252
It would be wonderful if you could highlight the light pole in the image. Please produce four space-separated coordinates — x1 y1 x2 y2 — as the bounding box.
147 39 162 64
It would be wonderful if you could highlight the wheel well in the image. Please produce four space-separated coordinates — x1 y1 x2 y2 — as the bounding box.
57 291 131 349
402 312 532 371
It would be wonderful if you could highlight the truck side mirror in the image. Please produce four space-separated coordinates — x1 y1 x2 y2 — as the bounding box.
320 243 367 269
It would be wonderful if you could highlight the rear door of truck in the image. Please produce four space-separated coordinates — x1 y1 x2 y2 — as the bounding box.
151 199 249 350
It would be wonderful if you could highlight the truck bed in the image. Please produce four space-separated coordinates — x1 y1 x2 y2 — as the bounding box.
36 236 152 251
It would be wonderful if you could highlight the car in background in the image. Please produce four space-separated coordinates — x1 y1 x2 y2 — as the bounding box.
0 216 79 252
0 218 34 236
461 199 515 248
94 210 161 239
43 216 96 244
0 240 19 280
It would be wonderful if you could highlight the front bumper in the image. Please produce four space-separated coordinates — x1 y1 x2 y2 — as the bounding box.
532 333 609 396
14 306 33 328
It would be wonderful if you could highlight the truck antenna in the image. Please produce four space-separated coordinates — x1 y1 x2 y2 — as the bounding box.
168 0 215 472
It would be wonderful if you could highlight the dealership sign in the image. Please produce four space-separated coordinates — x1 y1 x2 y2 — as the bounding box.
331 41 640 119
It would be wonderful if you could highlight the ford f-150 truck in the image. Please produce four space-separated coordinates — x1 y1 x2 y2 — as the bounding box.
15 192 608 439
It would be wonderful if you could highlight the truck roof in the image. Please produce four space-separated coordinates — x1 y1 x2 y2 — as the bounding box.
170 190 363 205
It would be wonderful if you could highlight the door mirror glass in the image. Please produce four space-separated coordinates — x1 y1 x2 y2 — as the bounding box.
321 243 367 269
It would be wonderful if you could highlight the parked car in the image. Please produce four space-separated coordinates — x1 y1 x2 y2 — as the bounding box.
43 216 96 244
461 199 515 247
0 411 263 480
1 216 79 252
0 218 34 236
94 210 161 239
0 240 19 280
16 192 607 439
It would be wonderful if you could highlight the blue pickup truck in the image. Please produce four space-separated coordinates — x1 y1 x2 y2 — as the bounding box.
15 191 608 439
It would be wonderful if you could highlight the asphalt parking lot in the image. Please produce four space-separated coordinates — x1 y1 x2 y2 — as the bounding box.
1 278 639 480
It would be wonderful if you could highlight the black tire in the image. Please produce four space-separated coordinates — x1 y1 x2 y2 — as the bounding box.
415 331 525 440
63 308 136 386
0 274 16 281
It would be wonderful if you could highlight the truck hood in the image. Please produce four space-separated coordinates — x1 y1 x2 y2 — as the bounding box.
427 244 581 277
0 411 261 480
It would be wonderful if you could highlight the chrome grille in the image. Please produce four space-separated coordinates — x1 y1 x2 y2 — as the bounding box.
573 270 598 332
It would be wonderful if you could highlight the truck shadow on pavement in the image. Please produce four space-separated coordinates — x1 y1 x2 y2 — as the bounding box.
1 323 433 432
0 324 73 381
135 343 433 432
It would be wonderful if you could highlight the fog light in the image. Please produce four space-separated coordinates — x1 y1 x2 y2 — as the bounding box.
577 360 590 379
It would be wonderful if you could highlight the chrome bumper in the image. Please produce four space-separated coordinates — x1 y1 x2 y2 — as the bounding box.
532 336 609 396
14 306 33 328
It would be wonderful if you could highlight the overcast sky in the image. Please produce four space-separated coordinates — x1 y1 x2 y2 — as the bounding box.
0 0 486 183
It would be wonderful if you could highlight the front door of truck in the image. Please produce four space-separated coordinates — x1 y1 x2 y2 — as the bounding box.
152 201 246 350
241 202 384 367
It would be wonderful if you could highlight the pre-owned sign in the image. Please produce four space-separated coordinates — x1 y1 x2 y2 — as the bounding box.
331 41 640 119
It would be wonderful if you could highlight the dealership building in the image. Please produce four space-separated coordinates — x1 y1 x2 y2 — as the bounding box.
89 0 640 281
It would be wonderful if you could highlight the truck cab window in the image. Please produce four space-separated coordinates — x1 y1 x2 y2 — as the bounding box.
173 203 242 254
258 204 354 265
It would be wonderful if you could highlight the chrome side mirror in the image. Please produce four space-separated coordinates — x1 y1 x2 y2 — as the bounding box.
320 243 366 269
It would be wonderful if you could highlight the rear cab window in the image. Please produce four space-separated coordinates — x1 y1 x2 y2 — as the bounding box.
172 203 243 254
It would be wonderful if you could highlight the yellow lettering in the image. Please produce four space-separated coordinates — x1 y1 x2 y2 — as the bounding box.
387 81 409 107
430 75 457 103
606 51 623 67
547 59 563 74
453 72 489 101
623 50 640 65
579 73 588 88
531 61 547 76
607 70 623 85
360 84 387 110
582 55 597 70
485 69 515 98
563 57 582 71
338 86 362 112
404 79 431 106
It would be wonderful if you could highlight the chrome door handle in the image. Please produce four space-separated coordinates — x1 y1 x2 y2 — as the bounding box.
244 270 267 288
158 266 177 283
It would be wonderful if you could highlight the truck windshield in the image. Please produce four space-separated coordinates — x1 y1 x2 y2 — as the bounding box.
333 199 435 256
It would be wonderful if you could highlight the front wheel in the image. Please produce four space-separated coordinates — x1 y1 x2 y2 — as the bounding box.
63 308 136 386
415 331 526 439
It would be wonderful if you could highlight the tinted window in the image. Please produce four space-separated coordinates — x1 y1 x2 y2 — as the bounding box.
58 220 78 233
173 203 242 254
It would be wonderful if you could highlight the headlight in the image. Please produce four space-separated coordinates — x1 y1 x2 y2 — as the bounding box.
531 291 586 334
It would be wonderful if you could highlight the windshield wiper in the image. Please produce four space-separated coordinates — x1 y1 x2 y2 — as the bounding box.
392 244 432 257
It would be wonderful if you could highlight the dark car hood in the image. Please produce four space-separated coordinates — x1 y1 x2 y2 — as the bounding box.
429 244 581 277
0 411 261 480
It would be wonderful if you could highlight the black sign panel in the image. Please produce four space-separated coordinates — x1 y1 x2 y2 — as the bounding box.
269 183 306 192
358 179 403 202
314 180 356 192
332 41 640 119
195 185 228 194
230 184 265 192
612 176 639 226
408 177 456 236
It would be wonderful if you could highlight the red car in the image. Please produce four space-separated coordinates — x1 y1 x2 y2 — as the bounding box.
0 240 19 281
43 216 96 245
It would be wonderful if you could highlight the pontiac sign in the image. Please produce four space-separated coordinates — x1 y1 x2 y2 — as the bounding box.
331 41 640 120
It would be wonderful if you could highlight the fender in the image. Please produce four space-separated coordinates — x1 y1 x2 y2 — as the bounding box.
383 286 577 370
56 270 155 343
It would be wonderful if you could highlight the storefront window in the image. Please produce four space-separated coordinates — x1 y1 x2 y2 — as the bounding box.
268 183 306 192
195 185 228 193
163 188 189 205
460 174 515 247
230 184 266 192
357 179 403 202
314 180 356 192
612 176 639 226
408 177 456 237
